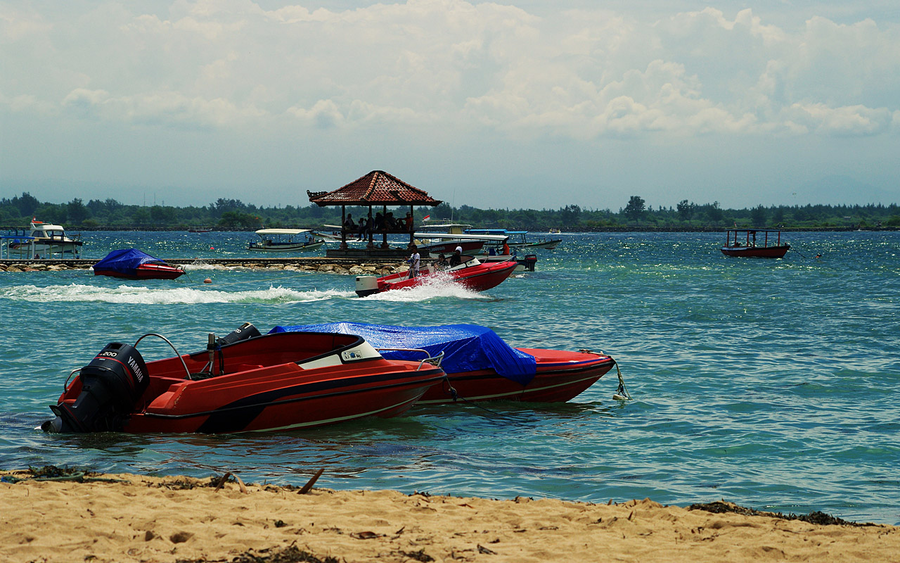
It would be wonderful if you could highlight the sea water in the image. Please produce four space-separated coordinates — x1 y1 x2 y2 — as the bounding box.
1 231 898 525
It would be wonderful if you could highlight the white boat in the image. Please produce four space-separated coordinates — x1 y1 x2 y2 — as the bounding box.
464 229 561 250
248 229 325 252
413 223 508 257
5 220 83 259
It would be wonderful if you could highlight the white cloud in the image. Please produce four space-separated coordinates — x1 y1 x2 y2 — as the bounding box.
3 1 897 140
1 1 899 208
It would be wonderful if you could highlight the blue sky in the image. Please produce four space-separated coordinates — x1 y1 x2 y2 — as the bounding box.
2 0 898 210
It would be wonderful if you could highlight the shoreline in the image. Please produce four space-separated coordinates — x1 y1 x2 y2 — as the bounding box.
2 468 898 563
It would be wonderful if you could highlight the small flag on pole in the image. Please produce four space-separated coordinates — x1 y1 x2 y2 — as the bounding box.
422 215 431 221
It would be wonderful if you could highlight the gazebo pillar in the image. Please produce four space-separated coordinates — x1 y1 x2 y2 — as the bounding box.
340 205 348 250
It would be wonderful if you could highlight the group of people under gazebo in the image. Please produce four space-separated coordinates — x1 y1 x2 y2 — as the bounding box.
343 210 414 242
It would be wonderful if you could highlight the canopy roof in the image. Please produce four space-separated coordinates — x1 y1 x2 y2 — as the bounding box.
307 170 442 207
254 229 311 236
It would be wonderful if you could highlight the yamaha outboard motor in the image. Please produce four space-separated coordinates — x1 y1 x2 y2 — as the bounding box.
216 322 261 347
44 342 150 433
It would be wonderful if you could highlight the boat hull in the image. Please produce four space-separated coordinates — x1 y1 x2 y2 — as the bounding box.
419 348 615 404
357 260 517 297
248 242 324 252
51 331 444 434
94 263 185 280
510 239 561 250
720 245 790 258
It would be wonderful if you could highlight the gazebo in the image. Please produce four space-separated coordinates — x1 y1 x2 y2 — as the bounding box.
308 170 442 258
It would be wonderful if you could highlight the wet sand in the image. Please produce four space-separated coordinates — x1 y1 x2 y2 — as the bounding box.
2 470 897 562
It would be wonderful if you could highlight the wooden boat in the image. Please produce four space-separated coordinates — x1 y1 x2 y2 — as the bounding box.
271 323 623 404
721 229 790 258
464 229 561 250
43 324 445 434
249 229 324 252
93 248 185 280
355 257 518 297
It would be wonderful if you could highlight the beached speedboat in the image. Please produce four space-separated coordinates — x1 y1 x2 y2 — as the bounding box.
93 248 185 280
720 229 790 258
43 323 445 434
271 323 625 403
355 257 518 297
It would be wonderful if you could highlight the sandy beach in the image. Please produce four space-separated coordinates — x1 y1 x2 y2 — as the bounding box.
2 469 897 562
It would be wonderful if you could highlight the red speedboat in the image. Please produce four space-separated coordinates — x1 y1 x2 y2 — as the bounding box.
93 248 185 280
43 324 445 434
271 323 625 404
422 346 617 404
720 229 790 258
355 257 517 297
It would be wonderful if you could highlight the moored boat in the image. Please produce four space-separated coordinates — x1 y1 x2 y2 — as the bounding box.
249 229 324 252
720 229 790 258
464 228 561 250
43 324 445 434
355 256 518 297
7 219 83 258
271 323 627 404
93 248 185 280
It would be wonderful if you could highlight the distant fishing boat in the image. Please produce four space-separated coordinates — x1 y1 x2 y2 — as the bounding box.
720 229 790 258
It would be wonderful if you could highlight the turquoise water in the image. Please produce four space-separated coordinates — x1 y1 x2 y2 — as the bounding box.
1 231 898 524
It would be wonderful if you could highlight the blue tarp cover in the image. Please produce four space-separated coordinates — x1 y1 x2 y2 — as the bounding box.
269 323 537 385
93 248 167 276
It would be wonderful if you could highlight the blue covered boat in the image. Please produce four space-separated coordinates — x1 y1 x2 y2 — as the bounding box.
93 249 185 280
270 323 619 403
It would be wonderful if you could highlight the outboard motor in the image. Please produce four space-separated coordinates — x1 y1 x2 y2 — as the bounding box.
355 275 379 297
216 322 260 347
520 254 537 272
44 342 149 433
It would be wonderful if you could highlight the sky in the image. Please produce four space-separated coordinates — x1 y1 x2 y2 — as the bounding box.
1 0 899 211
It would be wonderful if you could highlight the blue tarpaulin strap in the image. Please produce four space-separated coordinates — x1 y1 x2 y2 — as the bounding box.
269 322 538 385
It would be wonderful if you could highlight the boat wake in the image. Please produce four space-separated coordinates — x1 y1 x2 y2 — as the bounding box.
363 273 490 302
2 284 355 305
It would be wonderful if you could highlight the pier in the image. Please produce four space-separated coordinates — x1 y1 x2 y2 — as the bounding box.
0 256 406 275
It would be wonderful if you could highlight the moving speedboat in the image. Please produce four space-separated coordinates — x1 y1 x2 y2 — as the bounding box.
271 323 624 403
93 248 185 280
43 323 445 434
355 257 517 297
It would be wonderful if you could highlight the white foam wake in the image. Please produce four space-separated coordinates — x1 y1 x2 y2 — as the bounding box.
2 284 355 305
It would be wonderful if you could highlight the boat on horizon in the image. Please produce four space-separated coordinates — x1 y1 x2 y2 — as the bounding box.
93 248 185 280
354 256 518 297
272 322 627 404
720 229 790 258
43 323 445 434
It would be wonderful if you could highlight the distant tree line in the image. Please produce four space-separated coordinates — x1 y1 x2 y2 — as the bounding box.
1 192 898 231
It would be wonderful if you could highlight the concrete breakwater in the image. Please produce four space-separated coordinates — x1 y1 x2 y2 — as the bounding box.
0 257 405 276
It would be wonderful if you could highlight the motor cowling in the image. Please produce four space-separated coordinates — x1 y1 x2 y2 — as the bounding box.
46 342 149 433
215 322 260 347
